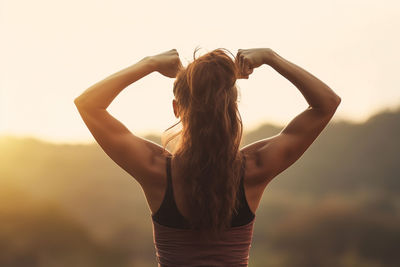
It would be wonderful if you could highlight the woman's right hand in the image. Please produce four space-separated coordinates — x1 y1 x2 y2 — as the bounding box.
235 48 274 79
150 48 183 78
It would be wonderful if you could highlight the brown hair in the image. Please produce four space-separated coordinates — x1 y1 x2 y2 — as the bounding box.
162 47 244 238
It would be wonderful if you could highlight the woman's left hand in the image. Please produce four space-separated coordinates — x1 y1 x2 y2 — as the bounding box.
150 49 183 78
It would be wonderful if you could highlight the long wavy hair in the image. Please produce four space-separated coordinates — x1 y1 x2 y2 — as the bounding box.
161 47 244 238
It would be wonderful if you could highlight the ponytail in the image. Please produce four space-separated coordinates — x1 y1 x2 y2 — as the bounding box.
162 48 244 239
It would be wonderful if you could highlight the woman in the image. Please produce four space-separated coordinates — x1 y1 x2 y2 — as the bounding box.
74 47 341 266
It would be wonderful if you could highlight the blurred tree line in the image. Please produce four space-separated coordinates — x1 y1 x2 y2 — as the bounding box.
0 107 399 267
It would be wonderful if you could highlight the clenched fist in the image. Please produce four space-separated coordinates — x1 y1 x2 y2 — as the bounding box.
235 48 274 79
151 49 183 78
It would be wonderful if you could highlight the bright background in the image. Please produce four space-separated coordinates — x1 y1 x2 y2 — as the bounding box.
1 0 399 144
2 2 400 266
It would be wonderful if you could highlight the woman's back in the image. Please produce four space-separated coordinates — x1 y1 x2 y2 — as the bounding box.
151 151 256 266
152 151 255 228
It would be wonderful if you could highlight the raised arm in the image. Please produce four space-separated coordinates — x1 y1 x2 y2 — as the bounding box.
239 48 341 186
74 49 182 188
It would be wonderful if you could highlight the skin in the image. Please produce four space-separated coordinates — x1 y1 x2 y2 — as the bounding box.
74 48 341 218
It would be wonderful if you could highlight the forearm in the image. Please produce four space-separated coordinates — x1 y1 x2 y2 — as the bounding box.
265 50 341 112
74 56 156 110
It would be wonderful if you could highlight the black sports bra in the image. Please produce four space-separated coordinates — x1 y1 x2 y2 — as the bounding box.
151 151 255 229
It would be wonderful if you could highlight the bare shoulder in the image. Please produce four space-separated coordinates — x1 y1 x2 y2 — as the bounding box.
240 134 292 188
139 147 171 200
136 140 172 190
242 133 305 188
240 103 341 189
150 149 172 180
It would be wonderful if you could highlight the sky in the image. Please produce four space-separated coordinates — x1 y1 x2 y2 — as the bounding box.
1 0 399 144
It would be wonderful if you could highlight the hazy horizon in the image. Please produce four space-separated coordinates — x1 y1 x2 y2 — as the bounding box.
1 102 399 267
1 103 399 145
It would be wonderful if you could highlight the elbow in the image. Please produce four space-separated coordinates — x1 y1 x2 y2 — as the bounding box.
74 96 90 111
74 96 102 111
74 96 83 107
316 94 341 114
331 94 341 107
333 94 341 107
326 94 341 113
74 94 90 108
